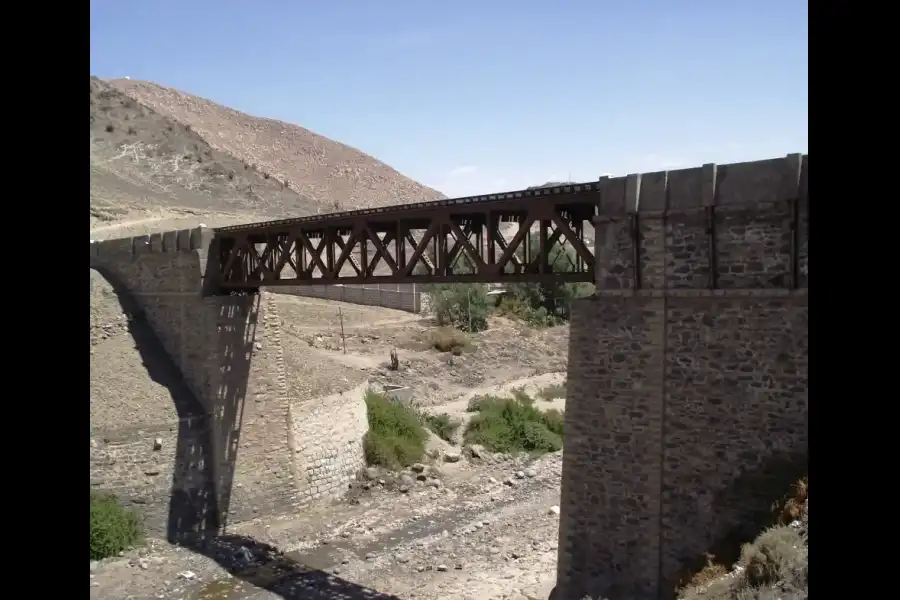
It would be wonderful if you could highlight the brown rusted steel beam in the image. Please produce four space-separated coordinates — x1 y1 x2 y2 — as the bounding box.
213 184 601 289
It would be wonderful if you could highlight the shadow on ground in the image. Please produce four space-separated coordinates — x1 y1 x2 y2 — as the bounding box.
91 264 402 600
181 535 402 600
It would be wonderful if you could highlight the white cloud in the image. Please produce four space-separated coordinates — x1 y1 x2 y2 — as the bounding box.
448 165 477 177
429 165 516 198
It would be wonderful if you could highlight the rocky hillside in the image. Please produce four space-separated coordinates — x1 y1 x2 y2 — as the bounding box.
90 77 319 227
107 79 446 213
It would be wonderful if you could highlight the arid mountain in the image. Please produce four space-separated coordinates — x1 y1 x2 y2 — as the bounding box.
90 76 320 227
107 79 446 213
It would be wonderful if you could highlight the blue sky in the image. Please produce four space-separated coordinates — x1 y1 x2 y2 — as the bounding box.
90 0 808 198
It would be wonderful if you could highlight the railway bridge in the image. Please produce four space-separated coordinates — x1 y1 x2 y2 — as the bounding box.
90 153 808 600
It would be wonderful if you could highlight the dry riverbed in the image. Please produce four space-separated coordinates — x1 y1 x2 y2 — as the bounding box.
91 370 569 600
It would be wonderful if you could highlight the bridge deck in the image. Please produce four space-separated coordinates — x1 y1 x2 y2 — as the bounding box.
214 181 602 289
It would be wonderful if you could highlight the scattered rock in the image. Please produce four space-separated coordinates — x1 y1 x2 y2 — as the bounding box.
443 452 461 463
515 470 525 479
464 444 487 459
436 564 448 572
411 463 426 473
177 571 197 581
524 468 537 478
548 505 560 515
152 438 163 451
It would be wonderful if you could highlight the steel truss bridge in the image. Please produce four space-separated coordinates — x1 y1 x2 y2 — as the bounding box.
214 182 601 290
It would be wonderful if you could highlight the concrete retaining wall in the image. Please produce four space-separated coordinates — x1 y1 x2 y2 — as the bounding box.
276 283 423 313
289 380 370 503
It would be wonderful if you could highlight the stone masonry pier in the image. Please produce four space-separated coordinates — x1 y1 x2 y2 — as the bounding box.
89 227 353 538
554 154 809 599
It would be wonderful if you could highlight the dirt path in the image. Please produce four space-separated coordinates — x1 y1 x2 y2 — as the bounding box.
90 216 168 235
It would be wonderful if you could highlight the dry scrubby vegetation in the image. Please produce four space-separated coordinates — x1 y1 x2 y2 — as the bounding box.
106 78 446 212
363 389 564 468
428 232 595 333
677 478 808 599
582 479 808 600
90 76 318 221
90 490 144 560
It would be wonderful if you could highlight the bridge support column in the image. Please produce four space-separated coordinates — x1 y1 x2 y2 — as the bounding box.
555 157 808 600
91 228 299 537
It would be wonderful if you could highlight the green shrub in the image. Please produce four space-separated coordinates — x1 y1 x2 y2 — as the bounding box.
495 231 595 327
429 284 490 332
511 387 533 405
463 393 564 454
466 394 494 413
363 390 427 469
422 412 461 443
431 327 470 354
90 490 143 560
538 382 567 400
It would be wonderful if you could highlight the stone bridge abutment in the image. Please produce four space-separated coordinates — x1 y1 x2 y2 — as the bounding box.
555 154 808 600
90 226 365 539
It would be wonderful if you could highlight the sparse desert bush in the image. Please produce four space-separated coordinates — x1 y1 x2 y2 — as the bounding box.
428 283 490 332
677 477 808 600
430 327 470 354
466 394 493 413
422 412 461 443
90 490 144 560
773 476 808 525
738 525 807 587
682 553 729 590
363 390 427 469
495 231 595 327
538 382 566 400
463 393 564 454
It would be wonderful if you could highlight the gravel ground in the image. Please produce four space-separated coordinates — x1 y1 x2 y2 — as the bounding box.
91 451 564 600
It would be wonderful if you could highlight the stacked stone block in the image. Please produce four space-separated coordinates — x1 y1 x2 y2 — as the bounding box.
90 226 369 536
556 154 809 600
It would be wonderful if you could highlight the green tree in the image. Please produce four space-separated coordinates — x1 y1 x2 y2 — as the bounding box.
503 231 594 324
428 283 490 332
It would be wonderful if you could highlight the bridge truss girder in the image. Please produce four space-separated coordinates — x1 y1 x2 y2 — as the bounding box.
214 193 599 289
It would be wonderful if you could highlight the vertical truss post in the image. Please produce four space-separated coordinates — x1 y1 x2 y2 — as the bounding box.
574 219 584 272
358 222 368 277
437 220 448 275
325 227 335 279
539 219 550 274
486 211 495 267
396 221 406 273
